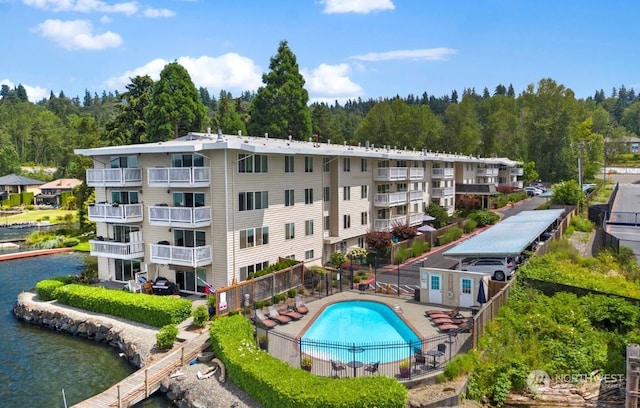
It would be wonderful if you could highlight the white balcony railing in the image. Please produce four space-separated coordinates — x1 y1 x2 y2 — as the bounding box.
373 216 406 232
149 243 212 268
431 187 454 198
374 167 408 181
88 203 143 223
408 167 425 180
148 205 211 228
89 239 144 260
431 168 454 179
373 192 406 207
147 167 210 187
510 168 524 176
86 168 142 187
408 190 423 202
476 168 499 177
408 213 423 226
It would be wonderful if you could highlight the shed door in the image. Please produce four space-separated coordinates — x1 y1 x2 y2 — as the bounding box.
459 278 473 307
428 274 442 304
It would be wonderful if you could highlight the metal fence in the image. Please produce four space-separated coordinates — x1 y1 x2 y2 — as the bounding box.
257 327 471 380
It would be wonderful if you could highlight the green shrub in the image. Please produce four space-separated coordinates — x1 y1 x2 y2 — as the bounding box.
35 279 66 301
63 238 80 247
156 324 178 350
209 315 408 408
394 247 410 264
287 289 297 298
463 219 477 233
411 240 429 256
192 305 209 328
437 227 463 246
570 215 594 232
469 210 499 227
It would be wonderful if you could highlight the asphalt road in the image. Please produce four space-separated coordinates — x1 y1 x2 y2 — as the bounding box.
375 196 548 288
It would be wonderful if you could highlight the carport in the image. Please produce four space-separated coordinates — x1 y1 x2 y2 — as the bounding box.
442 209 565 263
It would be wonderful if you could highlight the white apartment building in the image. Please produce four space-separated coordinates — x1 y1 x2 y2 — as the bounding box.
75 131 522 295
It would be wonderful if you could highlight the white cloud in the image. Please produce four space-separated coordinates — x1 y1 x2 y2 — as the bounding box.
350 48 457 62
143 8 175 18
0 79 49 102
22 0 139 15
34 19 123 50
302 63 363 97
104 53 263 94
320 0 394 14
99 15 112 24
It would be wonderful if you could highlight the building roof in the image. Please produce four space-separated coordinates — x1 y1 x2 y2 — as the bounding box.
0 173 45 186
75 132 522 167
442 209 565 258
455 184 498 195
39 178 83 190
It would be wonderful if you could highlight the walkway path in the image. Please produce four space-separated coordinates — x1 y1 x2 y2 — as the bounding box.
0 247 73 261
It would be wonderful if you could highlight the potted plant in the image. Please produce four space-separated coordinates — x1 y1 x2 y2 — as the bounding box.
301 355 313 372
399 359 411 378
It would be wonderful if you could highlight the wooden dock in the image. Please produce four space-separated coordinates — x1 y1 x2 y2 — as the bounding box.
72 331 210 408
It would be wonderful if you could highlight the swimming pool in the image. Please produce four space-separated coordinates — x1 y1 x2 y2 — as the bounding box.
300 300 421 363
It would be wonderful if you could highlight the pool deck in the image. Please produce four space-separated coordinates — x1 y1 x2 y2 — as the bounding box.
271 291 469 339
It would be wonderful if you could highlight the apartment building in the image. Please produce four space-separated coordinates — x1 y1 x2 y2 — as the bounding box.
75 131 522 295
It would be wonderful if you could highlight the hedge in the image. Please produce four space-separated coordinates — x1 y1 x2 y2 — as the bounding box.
55 284 192 327
209 315 407 408
36 279 66 301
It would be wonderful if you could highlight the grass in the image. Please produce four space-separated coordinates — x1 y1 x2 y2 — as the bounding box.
2 209 76 224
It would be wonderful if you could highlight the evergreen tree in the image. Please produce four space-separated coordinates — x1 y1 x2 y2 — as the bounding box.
214 90 246 136
16 85 28 102
145 62 207 142
105 75 154 145
247 40 311 140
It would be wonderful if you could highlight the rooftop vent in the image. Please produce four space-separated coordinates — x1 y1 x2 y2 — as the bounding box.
207 127 211 134
265 133 269 139
238 130 242 136
288 135 292 141
216 128 223 142
365 141 370 150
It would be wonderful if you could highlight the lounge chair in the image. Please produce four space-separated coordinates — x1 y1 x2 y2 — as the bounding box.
331 360 346 377
425 307 461 318
295 296 309 314
277 306 303 320
255 310 277 329
267 306 291 324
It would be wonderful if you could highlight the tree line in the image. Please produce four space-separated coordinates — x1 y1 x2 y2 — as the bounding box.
0 40 638 184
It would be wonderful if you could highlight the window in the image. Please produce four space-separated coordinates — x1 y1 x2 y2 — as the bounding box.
397 183 408 192
343 214 351 229
430 275 440 290
305 220 314 236
173 229 206 247
361 185 368 199
285 189 295 207
397 160 407 167
238 191 268 211
305 249 314 260
112 190 139 204
343 186 351 201
324 215 330 231
239 261 269 280
305 188 314 204
110 155 137 168
323 186 330 202
462 279 472 295
361 211 368 225
358 237 365 248
172 192 205 207
304 156 313 172
284 155 294 173
113 224 139 243
323 157 330 172
285 222 295 240
377 184 390 193
397 205 407 215
343 157 350 172
240 227 269 249
172 154 204 167
238 154 268 173
361 158 368 172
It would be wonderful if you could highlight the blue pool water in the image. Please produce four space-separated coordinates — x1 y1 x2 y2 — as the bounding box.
301 300 421 363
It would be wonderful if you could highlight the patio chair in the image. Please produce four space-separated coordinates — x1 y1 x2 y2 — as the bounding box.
276 306 303 320
413 348 426 370
254 310 277 329
294 296 309 314
267 306 291 324
364 361 379 375
434 343 446 367
331 360 346 377
124 279 142 293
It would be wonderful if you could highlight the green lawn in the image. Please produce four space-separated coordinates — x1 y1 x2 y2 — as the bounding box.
2 209 76 224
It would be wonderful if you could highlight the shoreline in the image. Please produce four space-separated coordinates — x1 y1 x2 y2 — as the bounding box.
0 247 74 261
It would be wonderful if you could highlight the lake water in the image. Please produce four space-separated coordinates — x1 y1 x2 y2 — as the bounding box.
0 249 171 407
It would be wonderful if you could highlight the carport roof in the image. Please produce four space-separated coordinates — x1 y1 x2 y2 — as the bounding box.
442 209 565 258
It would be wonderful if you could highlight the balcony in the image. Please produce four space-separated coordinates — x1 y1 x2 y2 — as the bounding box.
476 168 499 177
148 205 211 228
408 190 423 202
149 243 212 268
147 167 210 188
408 213 423 226
86 168 142 187
510 168 524 176
373 192 406 207
374 167 408 181
374 216 406 232
88 203 143 224
510 180 524 189
431 187 454 198
89 239 144 260
431 168 454 179
408 167 425 180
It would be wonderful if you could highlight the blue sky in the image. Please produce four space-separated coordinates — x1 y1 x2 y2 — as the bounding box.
1 0 639 104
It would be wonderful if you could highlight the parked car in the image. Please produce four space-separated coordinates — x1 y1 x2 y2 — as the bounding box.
524 186 543 196
528 182 546 192
457 257 517 281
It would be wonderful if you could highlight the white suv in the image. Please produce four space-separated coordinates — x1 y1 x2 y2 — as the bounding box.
457 258 516 281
